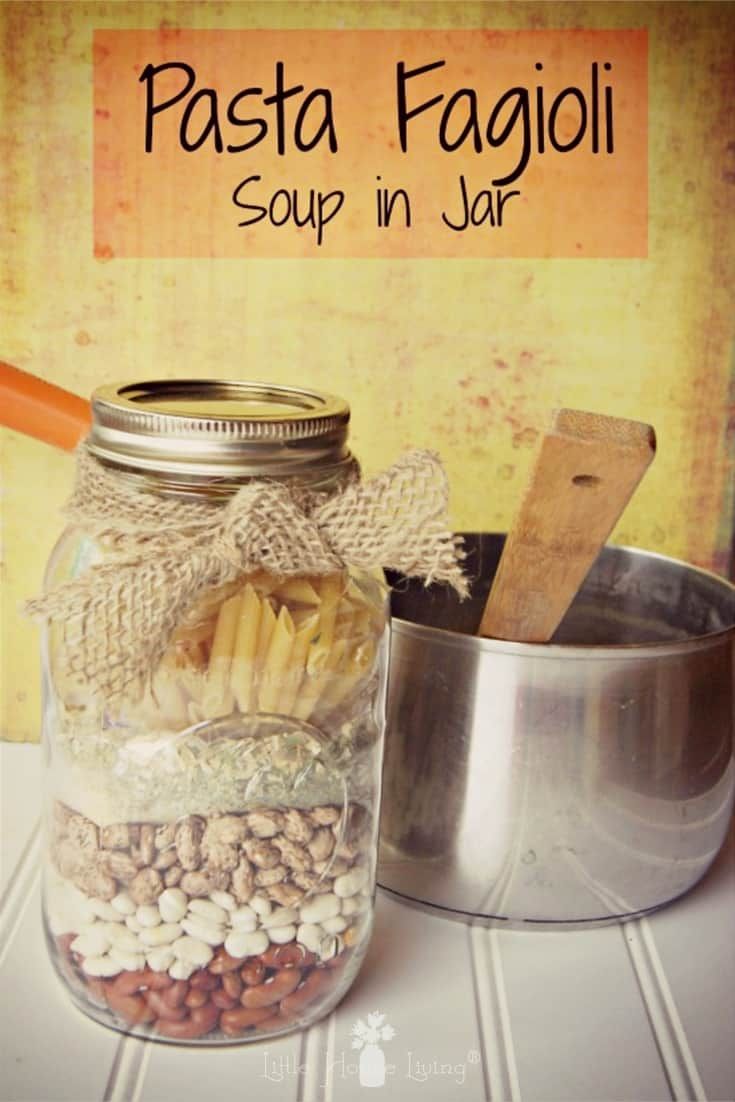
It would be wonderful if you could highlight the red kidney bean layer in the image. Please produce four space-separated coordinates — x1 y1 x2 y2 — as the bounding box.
55 934 351 1040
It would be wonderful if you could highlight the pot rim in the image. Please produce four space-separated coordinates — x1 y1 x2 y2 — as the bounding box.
392 542 735 661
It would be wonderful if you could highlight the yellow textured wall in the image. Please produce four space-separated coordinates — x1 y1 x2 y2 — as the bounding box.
1 2 734 741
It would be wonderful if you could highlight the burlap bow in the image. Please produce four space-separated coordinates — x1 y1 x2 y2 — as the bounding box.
27 446 466 700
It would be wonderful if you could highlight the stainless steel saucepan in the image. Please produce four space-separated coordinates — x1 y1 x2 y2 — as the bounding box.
378 534 735 926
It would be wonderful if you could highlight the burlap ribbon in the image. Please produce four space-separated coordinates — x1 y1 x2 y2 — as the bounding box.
27 446 466 700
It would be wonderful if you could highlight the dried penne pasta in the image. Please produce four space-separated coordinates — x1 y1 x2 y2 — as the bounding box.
244 569 281 596
255 596 277 657
230 584 262 713
345 577 373 609
253 596 277 704
279 611 320 715
291 606 319 628
258 605 296 712
346 577 386 633
302 571 345 679
200 593 240 718
180 579 242 626
334 601 355 641
293 637 348 722
122 561 384 730
350 606 372 642
178 666 205 711
316 572 344 646
318 637 377 716
274 577 321 605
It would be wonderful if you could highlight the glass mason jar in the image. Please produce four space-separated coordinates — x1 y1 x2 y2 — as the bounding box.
40 381 389 1043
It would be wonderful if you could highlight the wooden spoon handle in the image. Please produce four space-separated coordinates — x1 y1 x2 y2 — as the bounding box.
0 360 91 450
477 409 656 643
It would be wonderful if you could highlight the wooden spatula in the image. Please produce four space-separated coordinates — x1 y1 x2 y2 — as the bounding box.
477 409 656 643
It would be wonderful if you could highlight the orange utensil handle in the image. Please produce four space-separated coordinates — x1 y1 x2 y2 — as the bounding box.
0 361 91 451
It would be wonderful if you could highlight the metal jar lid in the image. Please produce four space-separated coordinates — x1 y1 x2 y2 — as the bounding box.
87 379 353 486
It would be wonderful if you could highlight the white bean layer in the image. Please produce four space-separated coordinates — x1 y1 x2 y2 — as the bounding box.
333 867 369 899
146 946 175 972
82 955 120 977
189 898 229 925
136 905 161 928
300 893 341 924
111 892 136 916
172 936 214 967
268 924 297 944
224 930 269 959
181 916 225 947
158 888 188 923
139 922 183 947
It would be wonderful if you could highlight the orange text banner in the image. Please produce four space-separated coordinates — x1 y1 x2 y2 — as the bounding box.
93 28 648 258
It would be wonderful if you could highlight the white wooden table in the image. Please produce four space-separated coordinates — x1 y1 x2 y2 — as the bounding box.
2 742 733 1102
